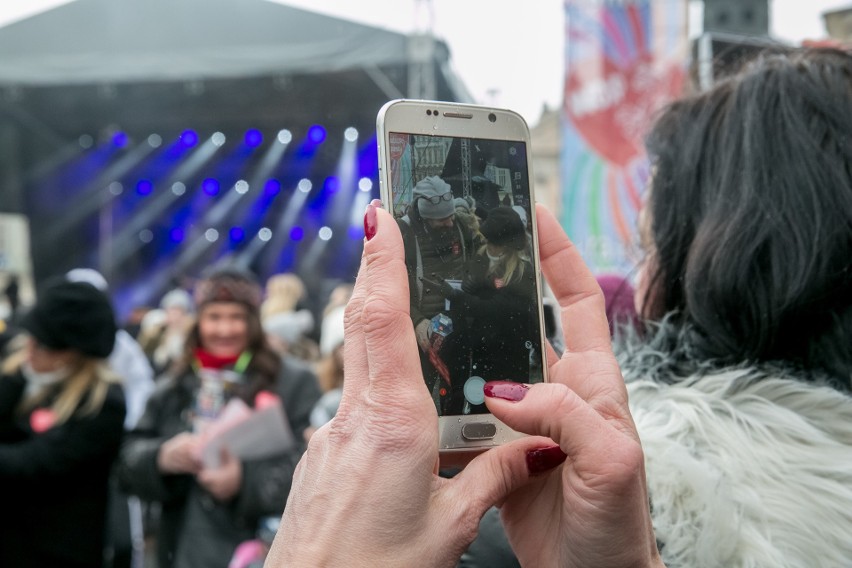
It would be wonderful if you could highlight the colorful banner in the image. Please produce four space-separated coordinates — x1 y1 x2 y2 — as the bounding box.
561 0 688 275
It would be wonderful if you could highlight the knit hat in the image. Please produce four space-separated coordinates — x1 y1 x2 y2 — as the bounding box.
454 196 475 214
480 207 527 250
263 310 314 345
21 278 117 358
194 269 262 311
414 176 454 220
160 288 194 312
511 205 528 228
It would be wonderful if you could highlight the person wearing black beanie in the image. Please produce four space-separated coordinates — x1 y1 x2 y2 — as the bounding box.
0 277 126 568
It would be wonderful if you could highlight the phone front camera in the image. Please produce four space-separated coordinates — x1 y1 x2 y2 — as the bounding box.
488 113 497 123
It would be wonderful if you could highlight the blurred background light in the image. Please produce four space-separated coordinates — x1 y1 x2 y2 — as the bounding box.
180 129 198 147
202 178 220 196
245 129 263 148
307 124 326 144
136 179 153 195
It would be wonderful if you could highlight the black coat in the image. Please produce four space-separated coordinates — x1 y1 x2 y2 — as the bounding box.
0 371 126 568
118 357 321 568
457 253 539 382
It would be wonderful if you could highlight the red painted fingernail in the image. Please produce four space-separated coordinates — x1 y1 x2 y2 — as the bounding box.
527 445 567 476
370 198 383 209
364 203 378 241
483 381 529 402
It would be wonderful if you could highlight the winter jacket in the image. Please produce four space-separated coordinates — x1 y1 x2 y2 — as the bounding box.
0 371 126 568
118 357 321 568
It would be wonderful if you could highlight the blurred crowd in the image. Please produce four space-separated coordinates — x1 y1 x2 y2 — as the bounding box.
0 266 351 568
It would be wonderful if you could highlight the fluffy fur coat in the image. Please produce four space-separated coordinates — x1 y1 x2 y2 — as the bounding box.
619 327 852 568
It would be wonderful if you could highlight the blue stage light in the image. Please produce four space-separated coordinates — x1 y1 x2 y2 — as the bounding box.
180 130 198 147
290 226 304 241
264 179 281 196
112 131 129 148
324 176 339 192
348 226 364 240
169 228 184 242
202 178 220 196
230 227 245 241
136 180 153 195
245 129 263 148
308 125 326 144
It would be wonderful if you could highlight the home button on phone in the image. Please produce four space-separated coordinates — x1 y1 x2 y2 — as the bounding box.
461 422 497 440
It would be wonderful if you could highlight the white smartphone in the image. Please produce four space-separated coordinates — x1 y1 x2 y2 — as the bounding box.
376 99 548 457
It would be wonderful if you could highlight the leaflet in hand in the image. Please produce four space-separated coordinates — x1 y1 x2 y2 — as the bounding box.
198 397 295 468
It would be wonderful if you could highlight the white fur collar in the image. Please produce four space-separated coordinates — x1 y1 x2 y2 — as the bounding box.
627 369 852 567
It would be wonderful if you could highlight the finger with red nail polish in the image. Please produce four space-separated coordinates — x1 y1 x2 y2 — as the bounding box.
483 381 529 402
364 203 378 241
526 445 567 476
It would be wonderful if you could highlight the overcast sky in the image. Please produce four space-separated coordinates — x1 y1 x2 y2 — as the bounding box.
1 0 849 124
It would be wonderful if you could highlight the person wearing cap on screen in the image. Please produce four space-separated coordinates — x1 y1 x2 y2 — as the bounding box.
397 176 473 410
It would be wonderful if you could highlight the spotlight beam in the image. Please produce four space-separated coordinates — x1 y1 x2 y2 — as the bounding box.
45 141 156 242
261 182 311 275
107 139 225 269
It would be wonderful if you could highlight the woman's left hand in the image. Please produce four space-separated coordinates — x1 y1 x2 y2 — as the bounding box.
197 447 242 502
265 202 560 567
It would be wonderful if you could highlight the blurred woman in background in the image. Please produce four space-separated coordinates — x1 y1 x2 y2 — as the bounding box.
0 278 125 568
119 268 320 568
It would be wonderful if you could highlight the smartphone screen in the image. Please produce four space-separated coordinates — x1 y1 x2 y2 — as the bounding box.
387 131 545 418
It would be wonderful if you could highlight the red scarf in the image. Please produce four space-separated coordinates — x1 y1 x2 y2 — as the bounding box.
194 348 240 370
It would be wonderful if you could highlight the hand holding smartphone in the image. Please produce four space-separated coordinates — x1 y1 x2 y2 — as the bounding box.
376 99 548 458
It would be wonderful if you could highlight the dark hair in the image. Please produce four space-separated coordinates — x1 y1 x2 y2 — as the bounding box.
642 48 852 385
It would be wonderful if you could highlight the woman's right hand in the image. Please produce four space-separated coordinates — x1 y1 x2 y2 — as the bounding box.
156 432 201 475
484 205 662 568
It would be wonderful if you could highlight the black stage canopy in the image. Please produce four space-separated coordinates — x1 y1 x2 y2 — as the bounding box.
0 0 472 309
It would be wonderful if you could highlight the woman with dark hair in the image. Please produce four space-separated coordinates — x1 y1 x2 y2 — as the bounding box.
0 278 125 568
623 47 852 566
118 269 321 568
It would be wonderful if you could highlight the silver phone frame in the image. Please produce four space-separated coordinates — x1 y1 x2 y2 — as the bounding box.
376 99 549 454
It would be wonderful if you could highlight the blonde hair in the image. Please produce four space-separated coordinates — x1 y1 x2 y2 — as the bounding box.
479 245 525 286
3 349 120 426
261 273 305 320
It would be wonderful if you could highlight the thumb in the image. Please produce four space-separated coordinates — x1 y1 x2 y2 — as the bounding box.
446 435 566 516
219 445 233 465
